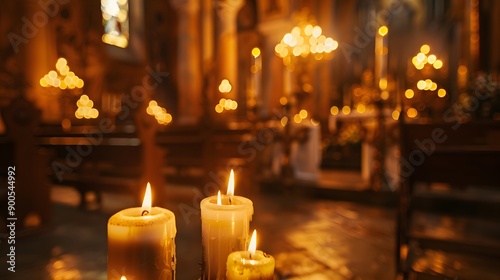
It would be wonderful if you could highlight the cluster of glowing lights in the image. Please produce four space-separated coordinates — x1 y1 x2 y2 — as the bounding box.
330 105 375 116
101 0 129 48
411 44 443 70
146 100 172 125
75 95 99 119
404 80 447 100
275 24 338 64
218 79 232 93
293 109 309 123
40 58 84 90
215 79 237 113
215 98 238 113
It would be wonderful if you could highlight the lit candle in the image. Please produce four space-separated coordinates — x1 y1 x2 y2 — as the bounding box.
251 47 262 104
375 25 388 93
200 169 254 279
226 229 275 280
107 183 176 279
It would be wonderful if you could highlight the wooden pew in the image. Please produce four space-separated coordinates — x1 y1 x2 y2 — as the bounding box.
396 121 500 279
35 110 165 209
0 97 52 234
156 121 254 190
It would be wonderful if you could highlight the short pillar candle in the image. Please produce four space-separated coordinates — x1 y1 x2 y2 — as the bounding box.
107 183 176 279
226 230 275 280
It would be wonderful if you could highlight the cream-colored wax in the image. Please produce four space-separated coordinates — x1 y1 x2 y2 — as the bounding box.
107 207 176 280
201 195 253 279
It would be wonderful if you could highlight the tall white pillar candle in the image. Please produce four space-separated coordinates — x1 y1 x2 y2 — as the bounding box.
200 170 254 279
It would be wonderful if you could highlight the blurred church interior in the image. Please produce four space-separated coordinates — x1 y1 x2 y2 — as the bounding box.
0 0 500 279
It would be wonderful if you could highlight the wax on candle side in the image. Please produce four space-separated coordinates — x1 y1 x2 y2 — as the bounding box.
107 207 176 280
201 195 253 280
226 250 275 280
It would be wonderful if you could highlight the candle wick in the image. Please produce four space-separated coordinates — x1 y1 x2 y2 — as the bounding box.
229 197 232 205
141 210 149 216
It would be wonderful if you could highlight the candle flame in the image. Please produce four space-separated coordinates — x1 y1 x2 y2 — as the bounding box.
227 169 235 196
248 229 257 255
121 277 127 280
217 190 222 205
141 182 152 213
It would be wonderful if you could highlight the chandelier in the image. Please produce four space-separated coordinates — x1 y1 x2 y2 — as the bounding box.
275 23 338 69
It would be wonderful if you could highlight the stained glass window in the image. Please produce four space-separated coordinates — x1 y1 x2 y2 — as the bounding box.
101 0 129 48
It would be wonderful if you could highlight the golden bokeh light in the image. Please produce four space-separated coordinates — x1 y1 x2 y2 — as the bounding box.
420 44 430 54
147 99 172 125
75 95 99 119
251 47 261 58
407 108 418 118
405 89 414 99
357 104 366 113
40 58 84 91
218 79 232 93
342 106 351 115
378 26 388 36
299 109 308 119
330 106 339 115
392 110 400 120
438 89 447 98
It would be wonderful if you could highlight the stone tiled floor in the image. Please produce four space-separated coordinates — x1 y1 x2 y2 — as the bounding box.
1 184 500 280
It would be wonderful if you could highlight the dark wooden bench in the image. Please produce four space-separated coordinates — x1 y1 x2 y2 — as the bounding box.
396 121 500 279
35 111 165 209
156 121 254 190
0 97 52 235
36 126 142 208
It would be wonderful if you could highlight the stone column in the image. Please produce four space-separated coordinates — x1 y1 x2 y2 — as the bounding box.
171 0 202 124
23 0 59 123
202 0 214 74
214 0 244 101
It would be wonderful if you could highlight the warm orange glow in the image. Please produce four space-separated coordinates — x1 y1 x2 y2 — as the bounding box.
379 78 388 90
299 109 308 119
381 91 389 100
248 229 257 255
227 169 235 197
357 104 366 113
142 183 152 213
392 110 400 120
342 106 351 115
293 114 302 123
330 106 339 115
405 89 414 99
407 108 418 118
438 89 447 98
280 116 288 127
217 190 222 206
121 276 127 280
279 96 288 105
